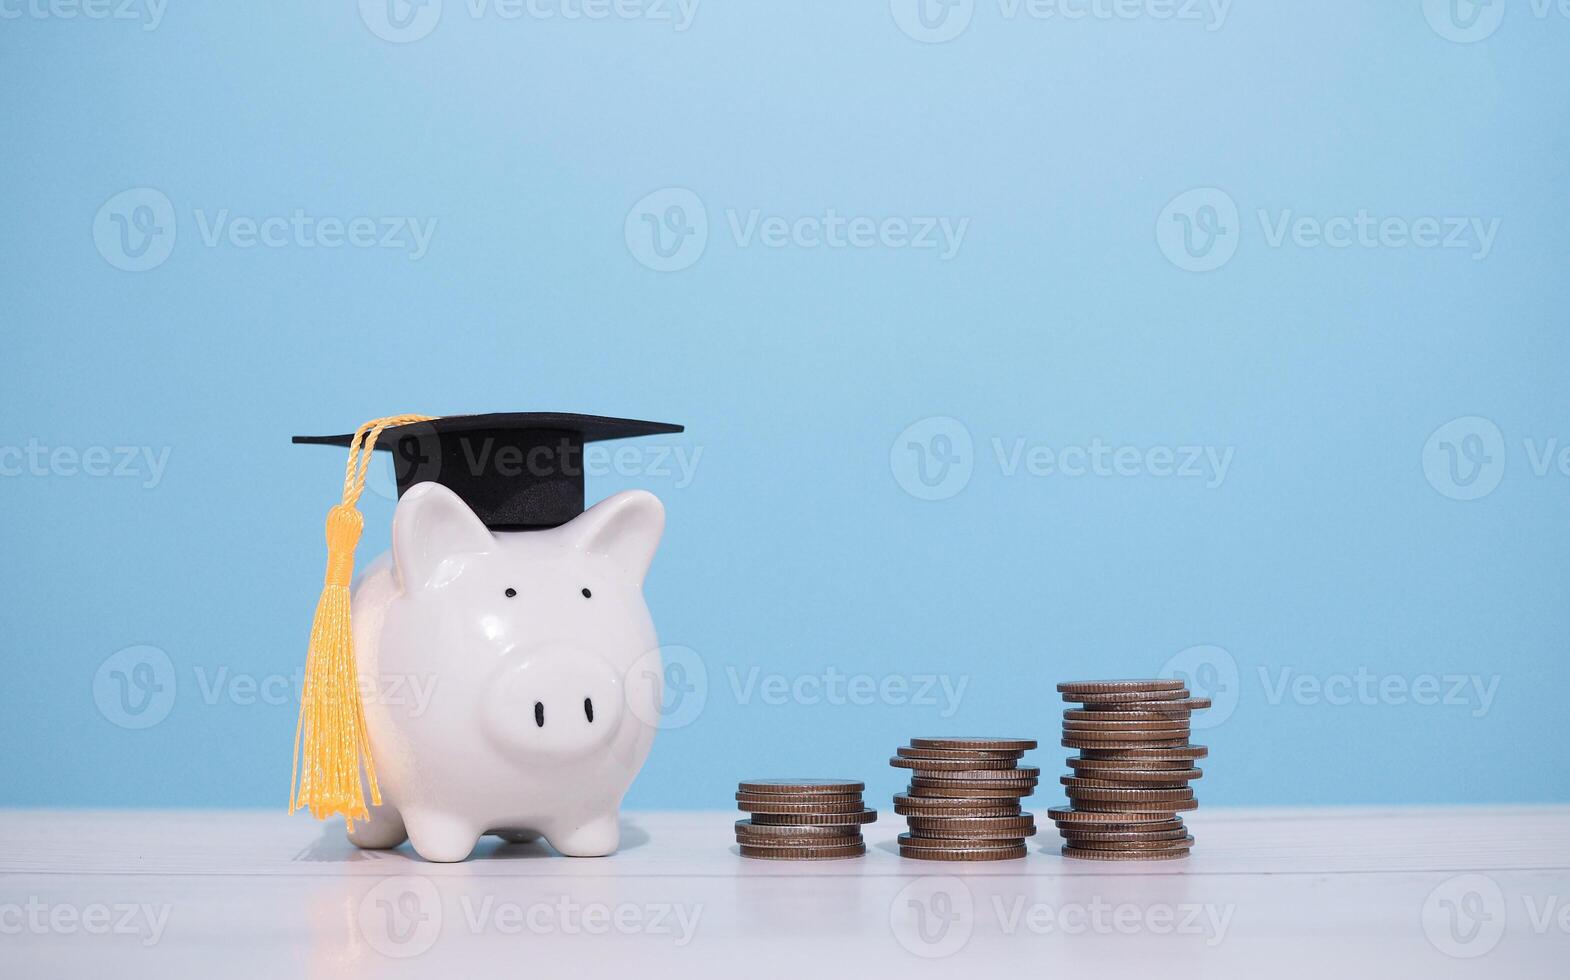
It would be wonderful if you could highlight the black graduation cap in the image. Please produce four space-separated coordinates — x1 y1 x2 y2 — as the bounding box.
294 413 684 530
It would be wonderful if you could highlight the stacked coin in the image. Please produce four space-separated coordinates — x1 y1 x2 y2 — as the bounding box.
890 737 1040 860
734 779 876 859
1050 679 1208 860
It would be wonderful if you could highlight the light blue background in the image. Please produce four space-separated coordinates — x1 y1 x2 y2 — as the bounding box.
3 2 1567 812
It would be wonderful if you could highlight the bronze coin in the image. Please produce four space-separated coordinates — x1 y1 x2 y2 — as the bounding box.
1062 719 1191 733
1062 708 1193 722
1063 716 1191 730
900 844 1028 861
1062 736 1189 750
1060 845 1190 861
1065 785 1196 803
904 813 1038 833
735 819 862 839
1068 797 1196 813
910 826 1036 841
737 779 864 795
1059 822 1188 842
908 783 1036 800
889 755 1018 771
1067 835 1195 851
905 766 1040 781
898 831 1029 850
1080 697 1211 712
1057 679 1186 695
1076 745 1207 761
1047 806 1178 825
738 798 865 814
1064 689 1189 704
738 831 865 847
736 791 863 804
1060 728 1190 741
739 842 866 860
748 808 879 826
893 795 1021 817
897 745 1025 761
1067 756 1197 771
910 737 1038 751
1061 775 1195 790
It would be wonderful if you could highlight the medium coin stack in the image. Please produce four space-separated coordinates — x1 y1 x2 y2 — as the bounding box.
890 737 1040 861
1050 679 1209 860
734 779 877 859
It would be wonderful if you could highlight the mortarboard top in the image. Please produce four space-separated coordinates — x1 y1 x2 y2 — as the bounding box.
294 412 684 530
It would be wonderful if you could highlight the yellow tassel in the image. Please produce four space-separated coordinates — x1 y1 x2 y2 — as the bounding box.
290 414 436 830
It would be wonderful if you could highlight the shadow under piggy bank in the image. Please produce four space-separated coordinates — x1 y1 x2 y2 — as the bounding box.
293 817 651 863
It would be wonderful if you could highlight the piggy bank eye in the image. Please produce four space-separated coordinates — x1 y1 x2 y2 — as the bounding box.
581 588 592 599
505 588 517 598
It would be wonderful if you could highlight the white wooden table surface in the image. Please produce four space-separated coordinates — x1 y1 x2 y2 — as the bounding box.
2 806 1566 978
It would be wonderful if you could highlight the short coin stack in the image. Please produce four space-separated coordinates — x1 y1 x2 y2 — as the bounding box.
891 737 1040 861
1050 679 1209 860
734 779 877 859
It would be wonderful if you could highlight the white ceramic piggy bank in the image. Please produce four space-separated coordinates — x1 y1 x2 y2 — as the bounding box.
344 481 665 862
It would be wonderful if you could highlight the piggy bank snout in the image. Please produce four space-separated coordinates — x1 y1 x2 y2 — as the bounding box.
480 645 626 760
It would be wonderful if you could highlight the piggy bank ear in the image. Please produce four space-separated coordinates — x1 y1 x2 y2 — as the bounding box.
564 490 665 586
393 482 496 591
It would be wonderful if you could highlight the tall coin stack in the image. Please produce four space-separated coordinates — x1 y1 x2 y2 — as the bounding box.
1049 679 1209 860
734 779 877 860
891 737 1040 861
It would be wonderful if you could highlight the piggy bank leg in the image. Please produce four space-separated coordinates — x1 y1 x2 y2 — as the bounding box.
403 810 481 863
547 813 620 857
347 802 408 850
